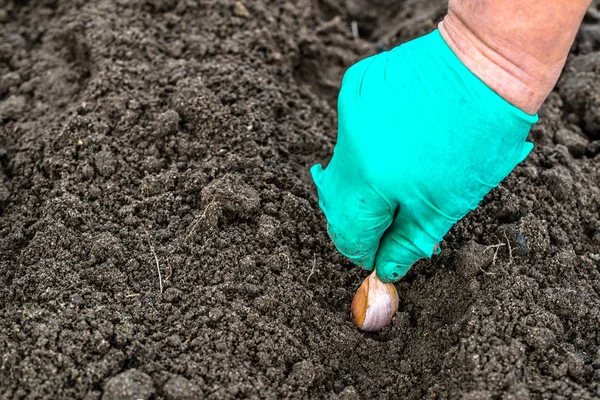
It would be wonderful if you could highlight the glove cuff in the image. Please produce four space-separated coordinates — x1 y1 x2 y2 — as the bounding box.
429 29 539 125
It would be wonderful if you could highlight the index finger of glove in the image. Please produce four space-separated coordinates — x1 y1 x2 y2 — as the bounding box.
311 163 393 270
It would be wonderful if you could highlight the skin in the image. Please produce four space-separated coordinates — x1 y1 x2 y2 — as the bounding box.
439 0 592 115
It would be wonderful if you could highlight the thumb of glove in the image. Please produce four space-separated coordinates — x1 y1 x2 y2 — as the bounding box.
374 212 445 282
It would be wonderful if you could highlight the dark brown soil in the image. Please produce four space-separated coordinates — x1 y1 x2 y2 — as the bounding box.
1 1 599 399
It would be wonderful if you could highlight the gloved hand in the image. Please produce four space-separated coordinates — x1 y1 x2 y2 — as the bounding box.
311 29 537 283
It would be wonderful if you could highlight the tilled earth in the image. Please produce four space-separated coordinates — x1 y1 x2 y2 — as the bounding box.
1 0 599 399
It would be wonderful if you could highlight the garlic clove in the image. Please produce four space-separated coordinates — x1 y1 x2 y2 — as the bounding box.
351 271 399 332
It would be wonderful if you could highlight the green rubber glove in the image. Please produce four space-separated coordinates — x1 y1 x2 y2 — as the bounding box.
311 30 537 283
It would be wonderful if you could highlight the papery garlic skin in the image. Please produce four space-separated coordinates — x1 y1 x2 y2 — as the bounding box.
351 271 399 332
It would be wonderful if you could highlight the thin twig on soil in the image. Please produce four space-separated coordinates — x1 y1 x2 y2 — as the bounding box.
125 293 141 298
144 227 163 294
185 200 216 242
351 20 359 38
316 15 341 33
483 243 506 268
307 254 316 283
165 262 173 281
279 253 291 269
479 266 496 276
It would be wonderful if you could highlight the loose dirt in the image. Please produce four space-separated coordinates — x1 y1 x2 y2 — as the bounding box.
1 0 599 399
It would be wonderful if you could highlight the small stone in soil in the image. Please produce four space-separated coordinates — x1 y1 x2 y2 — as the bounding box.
163 376 203 400
233 1 250 18
102 369 154 400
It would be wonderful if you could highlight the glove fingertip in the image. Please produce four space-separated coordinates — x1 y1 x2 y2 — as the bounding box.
327 226 377 271
519 141 534 162
310 164 324 185
345 252 375 272
376 262 410 283
374 233 424 282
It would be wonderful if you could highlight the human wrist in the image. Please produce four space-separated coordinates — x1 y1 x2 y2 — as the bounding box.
438 11 562 115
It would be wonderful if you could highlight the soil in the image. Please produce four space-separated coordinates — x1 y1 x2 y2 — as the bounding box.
0 0 599 399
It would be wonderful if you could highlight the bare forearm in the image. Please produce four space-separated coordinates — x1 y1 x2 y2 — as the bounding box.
439 0 591 114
